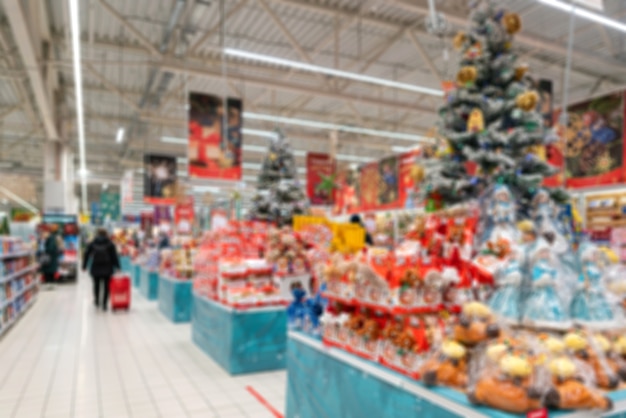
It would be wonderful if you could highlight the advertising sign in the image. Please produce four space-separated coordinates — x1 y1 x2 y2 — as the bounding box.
188 93 243 180
306 153 335 205
144 154 177 204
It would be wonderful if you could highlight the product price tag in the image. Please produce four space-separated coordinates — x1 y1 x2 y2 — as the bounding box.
526 408 548 418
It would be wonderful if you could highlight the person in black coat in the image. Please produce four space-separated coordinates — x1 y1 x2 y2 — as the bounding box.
349 214 374 246
82 228 120 311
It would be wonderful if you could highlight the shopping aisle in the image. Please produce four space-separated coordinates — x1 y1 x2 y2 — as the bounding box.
0 274 286 418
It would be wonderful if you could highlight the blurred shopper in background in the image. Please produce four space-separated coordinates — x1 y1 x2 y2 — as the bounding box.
83 228 120 311
40 228 60 283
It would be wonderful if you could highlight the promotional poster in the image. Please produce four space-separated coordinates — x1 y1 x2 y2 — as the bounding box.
175 196 195 235
556 92 625 188
188 93 243 180
306 153 335 205
144 154 177 204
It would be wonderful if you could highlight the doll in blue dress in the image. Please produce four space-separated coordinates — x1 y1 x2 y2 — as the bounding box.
522 239 570 330
570 243 615 328
484 184 517 245
488 256 522 323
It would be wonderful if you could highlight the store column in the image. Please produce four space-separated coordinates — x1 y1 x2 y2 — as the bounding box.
43 142 75 214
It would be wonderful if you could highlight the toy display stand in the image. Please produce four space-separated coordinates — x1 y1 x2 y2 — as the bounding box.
158 275 193 323
285 331 626 418
120 256 132 274
131 262 141 288
191 292 287 375
139 267 159 300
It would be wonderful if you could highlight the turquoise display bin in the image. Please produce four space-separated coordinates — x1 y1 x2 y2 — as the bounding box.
139 267 159 300
158 275 193 323
131 263 141 288
285 332 626 418
120 256 132 273
191 293 287 375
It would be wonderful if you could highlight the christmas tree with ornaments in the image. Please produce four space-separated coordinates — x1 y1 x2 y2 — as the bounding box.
248 129 309 226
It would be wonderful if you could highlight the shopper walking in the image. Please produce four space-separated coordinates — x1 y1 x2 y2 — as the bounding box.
82 228 120 311
40 228 60 284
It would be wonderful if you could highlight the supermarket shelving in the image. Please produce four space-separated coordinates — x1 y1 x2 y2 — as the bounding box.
0 263 39 284
0 250 35 261
1 279 39 310
0 297 37 338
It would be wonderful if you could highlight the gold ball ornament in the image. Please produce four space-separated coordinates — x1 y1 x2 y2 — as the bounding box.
515 91 539 112
503 13 522 34
456 66 477 86
453 31 467 50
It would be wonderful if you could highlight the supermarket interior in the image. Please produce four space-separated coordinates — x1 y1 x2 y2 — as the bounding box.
2 0 626 417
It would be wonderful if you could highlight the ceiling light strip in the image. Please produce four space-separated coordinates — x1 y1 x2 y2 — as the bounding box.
536 0 626 33
224 48 444 97
69 0 88 212
243 112 431 142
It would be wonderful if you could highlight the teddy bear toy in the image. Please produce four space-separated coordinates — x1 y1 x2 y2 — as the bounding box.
381 320 404 363
421 340 468 388
357 319 382 354
544 357 613 411
564 332 619 390
454 302 500 347
468 352 544 413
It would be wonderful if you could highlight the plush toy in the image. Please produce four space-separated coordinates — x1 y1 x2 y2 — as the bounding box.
287 284 307 329
611 336 626 381
502 13 522 34
544 357 613 411
564 332 619 389
514 64 529 81
454 302 500 346
357 319 382 353
516 91 539 112
453 31 467 50
466 108 485 133
469 353 544 413
421 340 468 388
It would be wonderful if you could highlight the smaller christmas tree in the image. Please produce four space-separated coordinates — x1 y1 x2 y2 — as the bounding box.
248 129 309 226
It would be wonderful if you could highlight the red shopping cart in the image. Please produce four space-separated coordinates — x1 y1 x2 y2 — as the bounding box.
109 274 131 311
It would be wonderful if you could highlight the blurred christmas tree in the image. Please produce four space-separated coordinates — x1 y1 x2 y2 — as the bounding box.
248 129 309 226
421 0 568 215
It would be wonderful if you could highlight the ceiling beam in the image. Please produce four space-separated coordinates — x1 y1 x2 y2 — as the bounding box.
98 0 162 57
2 0 59 139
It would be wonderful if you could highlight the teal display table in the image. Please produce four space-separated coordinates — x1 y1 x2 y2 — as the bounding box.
139 267 159 300
191 293 287 375
120 256 132 273
131 263 141 288
158 275 193 323
285 332 626 418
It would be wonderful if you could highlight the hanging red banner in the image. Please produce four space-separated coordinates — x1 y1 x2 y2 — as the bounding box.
188 93 243 181
306 153 335 205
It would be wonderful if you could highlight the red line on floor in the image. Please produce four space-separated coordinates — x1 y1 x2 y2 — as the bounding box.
245 385 284 418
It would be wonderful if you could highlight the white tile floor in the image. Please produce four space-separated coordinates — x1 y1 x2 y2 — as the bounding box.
0 274 287 418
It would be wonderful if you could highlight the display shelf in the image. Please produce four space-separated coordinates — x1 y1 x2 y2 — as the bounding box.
131 262 141 288
0 250 35 261
120 256 132 273
285 331 626 418
0 295 37 338
139 267 159 300
0 264 39 284
158 275 193 323
191 293 287 375
1 279 39 309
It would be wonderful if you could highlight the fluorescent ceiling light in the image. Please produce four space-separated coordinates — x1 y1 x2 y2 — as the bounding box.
242 128 278 139
192 185 221 193
243 112 430 142
225 48 443 97
162 136 187 144
77 168 90 178
69 0 88 211
536 0 625 32
116 127 125 143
